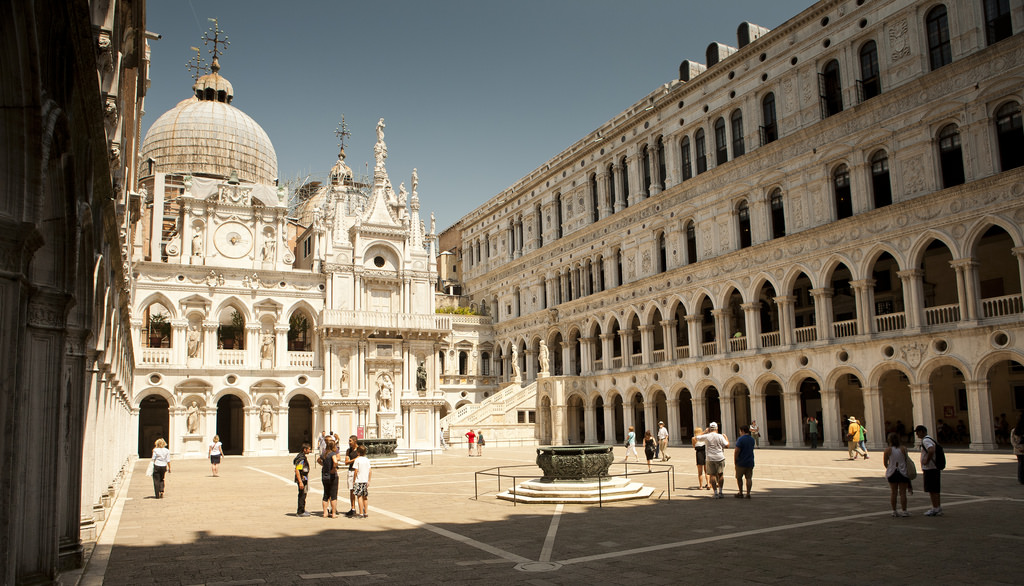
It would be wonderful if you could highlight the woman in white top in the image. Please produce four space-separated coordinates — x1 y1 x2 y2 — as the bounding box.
883 432 911 517
151 438 171 499
625 426 639 462
693 426 710 490
208 435 224 477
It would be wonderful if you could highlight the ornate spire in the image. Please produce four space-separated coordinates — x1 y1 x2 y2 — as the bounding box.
185 46 207 83
202 18 230 72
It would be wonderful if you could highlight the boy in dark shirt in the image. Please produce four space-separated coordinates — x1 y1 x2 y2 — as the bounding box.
294 443 311 517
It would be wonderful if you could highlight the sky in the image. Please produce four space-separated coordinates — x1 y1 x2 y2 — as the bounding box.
144 0 815 231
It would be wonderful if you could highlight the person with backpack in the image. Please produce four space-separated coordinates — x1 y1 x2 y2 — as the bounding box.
915 425 943 516
319 437 340 518
293 443 311 517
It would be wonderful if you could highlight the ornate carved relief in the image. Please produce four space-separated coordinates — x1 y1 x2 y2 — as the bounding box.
889 19 911 62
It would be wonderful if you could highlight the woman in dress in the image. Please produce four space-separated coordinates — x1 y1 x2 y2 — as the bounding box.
151 438 171 498
643 430 656 472
883 432 911 517
625 426 638 462
692 426 709 490
208 434 223 477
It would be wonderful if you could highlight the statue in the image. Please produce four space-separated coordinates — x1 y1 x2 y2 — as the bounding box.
261 238 275 261
411 168 418 195
187 325 201 358
376 117 386 142
373 118 388 169
511 344 522 380
191 231 203 256
377 373 393 411
430 212 436 235
260 332 274 361
259 399 273 433
538 340 550 374
416 362 427 391
186 401 199 434
399 182 408 201
340 365 348 386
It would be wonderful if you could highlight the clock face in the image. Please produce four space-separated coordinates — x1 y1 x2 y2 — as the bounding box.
214 222 253 259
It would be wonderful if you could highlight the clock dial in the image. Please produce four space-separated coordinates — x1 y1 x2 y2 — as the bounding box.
214 222 253 258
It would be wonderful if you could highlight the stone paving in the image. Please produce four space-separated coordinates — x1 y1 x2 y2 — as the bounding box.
70 444 1023 585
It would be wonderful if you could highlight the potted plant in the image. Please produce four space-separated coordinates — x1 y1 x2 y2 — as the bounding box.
149 312 170 348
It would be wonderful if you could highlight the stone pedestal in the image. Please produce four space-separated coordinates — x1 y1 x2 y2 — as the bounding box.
257 432 277 454
182 434 206 458
376 411 397 438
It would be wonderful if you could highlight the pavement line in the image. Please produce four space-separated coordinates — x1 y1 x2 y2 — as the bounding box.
246 466 532 564
556 496 996 566
539 505 563 562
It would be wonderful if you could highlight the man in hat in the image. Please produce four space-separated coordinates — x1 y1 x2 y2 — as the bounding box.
657 421 670 461
692 422 730 498
847 417 868 460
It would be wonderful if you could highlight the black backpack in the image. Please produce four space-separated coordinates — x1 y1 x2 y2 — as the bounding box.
926 436 946 470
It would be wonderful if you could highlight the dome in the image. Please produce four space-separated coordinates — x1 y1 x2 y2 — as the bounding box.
140 64 277 185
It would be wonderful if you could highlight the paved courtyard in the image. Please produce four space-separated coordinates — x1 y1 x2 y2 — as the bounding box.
70 444 1022 585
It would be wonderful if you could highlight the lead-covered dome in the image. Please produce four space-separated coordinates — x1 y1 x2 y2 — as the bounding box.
140 58 277 185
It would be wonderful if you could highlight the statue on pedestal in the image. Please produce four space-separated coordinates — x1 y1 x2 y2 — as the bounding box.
377 373 394 411
538 340 550 374
260 399 274 433
187 325 201 358
511 344 522 381
260 332 274 361
186 401 199 434
416 362 427 392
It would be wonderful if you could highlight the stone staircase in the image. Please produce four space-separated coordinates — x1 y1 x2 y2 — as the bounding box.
441 380 537 429
496 477 655 504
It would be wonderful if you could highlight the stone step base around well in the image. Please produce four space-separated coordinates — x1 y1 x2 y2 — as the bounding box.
367 456 420 468
496 477 654 503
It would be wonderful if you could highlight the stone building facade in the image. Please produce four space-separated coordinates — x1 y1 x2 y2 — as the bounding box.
453 0 1024 451
0 0 146 581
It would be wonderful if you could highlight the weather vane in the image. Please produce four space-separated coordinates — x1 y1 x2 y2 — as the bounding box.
335 115 351 152
202 18 230 63
185 46 208 82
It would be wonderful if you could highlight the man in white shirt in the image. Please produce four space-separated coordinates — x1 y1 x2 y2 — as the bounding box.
657 421 670 461
692 422 730 498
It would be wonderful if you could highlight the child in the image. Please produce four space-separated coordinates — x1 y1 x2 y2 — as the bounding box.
353 445 372 518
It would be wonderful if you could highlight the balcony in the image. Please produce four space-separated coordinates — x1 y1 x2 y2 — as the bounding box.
140 348 172 365
833 319 858 338
794 325 817 343
289 351 314 368
217 349 246 367
761 331 781 347
925 303 960 325
729 336 747 352
982 294 1023 318
321 309 451 333
875 312 906 333
701 341 718 355
674 345 690 360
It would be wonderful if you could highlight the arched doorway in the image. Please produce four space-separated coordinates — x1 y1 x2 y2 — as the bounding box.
705 387 722 427
731 384 751 435
288 396 313 452
928 365 967 445
677 388 694 439
612 394 625 443
216 395 245 455
799 378 822 446
567 394 585 444
986 358 1023 448
633 393 646 436
763 382 785 445
838 374 865 443
879 370 912 447
138 395 169 458
595 396 606 442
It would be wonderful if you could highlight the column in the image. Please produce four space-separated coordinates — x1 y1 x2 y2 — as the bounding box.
909 383 934 448
596 170 612 218
274 325 289 369
775 295 796 346
666 399 681 446
663 136 679 188
741 302 761 350
171 320 187 364
245 323 261 367
965 379 996 450
599 333 614 370
638 325 655 364
1013 247 1024 298
525 349 537 382
782 391 803 447
850 278 876 335
203 320 218 365
661 320 677 361
648 139 662 196
720 392 736 439
712 309 728 354
623 401 635 432
862 386 883 451
620 330 635 366
820 389 842 449
584 403 597 444
951 259 980 321
898 268 925 330
603 403 617 444
810 287 834 342
625 154 640 206
612 164 626 212
749 391 769 446
686 315 702 357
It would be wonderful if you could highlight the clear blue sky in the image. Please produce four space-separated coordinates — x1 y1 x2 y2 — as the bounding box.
144 0 814 231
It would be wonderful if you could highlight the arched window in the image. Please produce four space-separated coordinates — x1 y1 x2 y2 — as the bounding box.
714 117 728 165
685 220 697 264
695 129 707 174
458 351 468 375
554 193 563 239
996 101 1024 171
731 109 745 157
590 173 599 222
927 5 952 70
984 0 1012 46
288 311 312 351
769 189 786 239
616 249 623 286
535 204 543 242
761 93 778 145
938 124 965 187
607 163 616 211
641 144 652 196
833 164 852 219
657 232 667 273
481 352 491 376
870 150 892 208
821 59 843 118
656 136 666 189
620 156 630 208
680 136 693 181
859 41 881 100
737 200 751 249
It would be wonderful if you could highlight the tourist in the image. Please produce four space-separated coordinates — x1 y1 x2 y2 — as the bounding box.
806 416 819 448
693 426 709 490
915 425 942 516
883 432 911 517
858 419 870 458
734 425 755 498
151 438 171 499
643 430 656 472
477 431 486 456
319 437 340 518
1011 412 1024 485
466 429 476 456
343 435 359 518
625 426 639 462
657 421 670 461
208 434 223 477
440 427 447 450
749 420 760 446
294 443 311 517
847 417 868 460
353 444 372 518
693 422 729 498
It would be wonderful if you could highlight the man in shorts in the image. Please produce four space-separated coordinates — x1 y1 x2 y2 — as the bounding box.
915 425 942 516
693 422 730 498
343 435 360 518
657 421 670 461
734 425 755 498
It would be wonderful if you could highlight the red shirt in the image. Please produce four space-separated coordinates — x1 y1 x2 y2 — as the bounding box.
466 431 476 444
